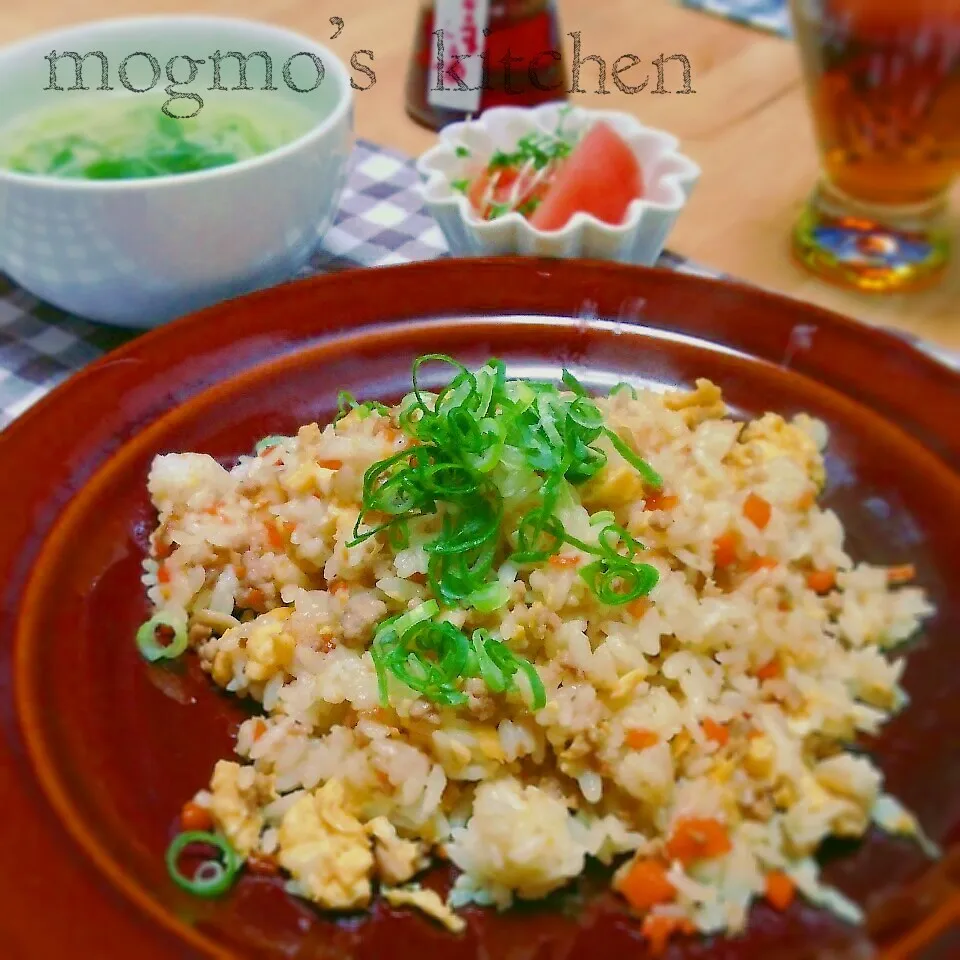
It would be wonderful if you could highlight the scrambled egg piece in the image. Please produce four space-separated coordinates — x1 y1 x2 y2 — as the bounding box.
580 456 647 510
663 378 727 426
368 817 429 886
382 885 466 933
244 608 296 682
610 667 647 702
208 760 276 855
735 413 826 489
211 607 296 687
277 778 374 909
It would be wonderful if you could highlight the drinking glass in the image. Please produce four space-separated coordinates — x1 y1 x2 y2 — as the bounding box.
789 0 960 292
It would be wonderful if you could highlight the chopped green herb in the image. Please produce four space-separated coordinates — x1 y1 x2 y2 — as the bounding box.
455 145 471 158
136 613 188 662
516 197 542 217
486 202 511 220
451 178 470 193
335 390 390 422
254 435 290 455
349 355 662 629
371 605 545 711
166 831 240 898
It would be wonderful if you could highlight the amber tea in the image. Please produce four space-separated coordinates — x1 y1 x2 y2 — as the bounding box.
789 0 960 292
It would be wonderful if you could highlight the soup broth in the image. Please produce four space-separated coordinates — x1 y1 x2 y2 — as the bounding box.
0 92 317 180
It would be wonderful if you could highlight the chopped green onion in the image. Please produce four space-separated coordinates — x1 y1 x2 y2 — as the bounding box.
392 599 440 636
466 580 511 613
604 428 663 489
589 510 617 527
561 369 588 397
336 390 390 422
579 559 659 605
371 609 545 711
472 630 508 692
597 524 645 562
137 613 188 662
451 177 469 193
610 382 638 399
516 658 547 711
254 435 289 455
165 830 239 898
349 355 664 609
454 145 471 158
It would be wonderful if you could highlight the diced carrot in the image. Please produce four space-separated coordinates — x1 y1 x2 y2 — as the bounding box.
886 564 916 584
627 597 651 619
641 914 696 957
246 852 280 876
157 562 171 584
743 493 772 530
265 521 284 550
746 555 778 572
251 719 267 742
154 538 173 560
764 871 797 911
713 531 739 568
645 492 679 512
316 633 336 654
549 553 580 568
665 817 732 865
626 728 659 750
246 588 266 609
181 801 214 832
754 659 781 681
258 444 278 457
616 859 676 911
330 580 351 598
805 568 836 594
702 718 729 747
795 489 816 510
316 458 343 470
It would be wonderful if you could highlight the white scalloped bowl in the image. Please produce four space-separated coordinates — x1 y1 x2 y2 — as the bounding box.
416 103 700 264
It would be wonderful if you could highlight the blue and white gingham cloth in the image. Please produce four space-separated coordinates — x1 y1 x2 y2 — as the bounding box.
680 0 792 37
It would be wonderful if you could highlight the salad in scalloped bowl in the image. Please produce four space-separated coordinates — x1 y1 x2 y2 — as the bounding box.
416 104 700 263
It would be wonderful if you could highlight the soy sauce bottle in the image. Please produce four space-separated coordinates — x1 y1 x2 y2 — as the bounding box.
405 0 567 130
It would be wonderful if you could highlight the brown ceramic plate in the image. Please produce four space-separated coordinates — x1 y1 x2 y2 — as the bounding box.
1 259 958 960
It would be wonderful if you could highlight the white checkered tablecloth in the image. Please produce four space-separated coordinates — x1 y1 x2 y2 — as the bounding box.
0 138 955 430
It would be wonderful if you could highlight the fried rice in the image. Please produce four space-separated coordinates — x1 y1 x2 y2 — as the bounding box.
142 367 936 949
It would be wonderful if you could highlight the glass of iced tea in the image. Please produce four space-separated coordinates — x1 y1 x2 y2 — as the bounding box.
789 0 960 292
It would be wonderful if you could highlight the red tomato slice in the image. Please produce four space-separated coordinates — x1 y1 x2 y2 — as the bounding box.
529 122 644 232
467 166 522 218
466 169 493 216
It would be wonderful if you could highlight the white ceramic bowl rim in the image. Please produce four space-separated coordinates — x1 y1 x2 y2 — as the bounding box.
0 15 353 191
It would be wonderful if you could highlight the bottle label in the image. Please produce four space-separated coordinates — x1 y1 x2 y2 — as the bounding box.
428 0 492 113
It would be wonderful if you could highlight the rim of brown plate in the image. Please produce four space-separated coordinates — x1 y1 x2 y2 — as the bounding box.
1 258 959 959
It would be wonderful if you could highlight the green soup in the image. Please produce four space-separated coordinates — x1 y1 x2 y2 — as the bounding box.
0 93 317 180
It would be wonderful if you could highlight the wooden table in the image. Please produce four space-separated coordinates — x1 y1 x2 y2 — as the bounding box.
2 0 958 352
